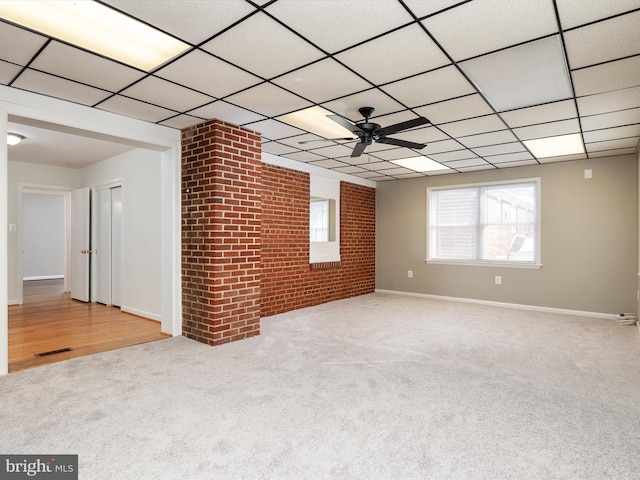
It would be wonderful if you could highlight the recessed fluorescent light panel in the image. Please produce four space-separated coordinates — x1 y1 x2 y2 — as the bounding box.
460 35 572 111
0 0 190 71
391 156 450 172
279 106 356 140
523 133 584 159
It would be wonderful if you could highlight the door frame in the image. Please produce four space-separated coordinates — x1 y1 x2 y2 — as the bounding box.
17 185 72 305
1 86 183 376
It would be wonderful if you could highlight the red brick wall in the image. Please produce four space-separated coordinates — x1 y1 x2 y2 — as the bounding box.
181 119 261 346
261 164 375 317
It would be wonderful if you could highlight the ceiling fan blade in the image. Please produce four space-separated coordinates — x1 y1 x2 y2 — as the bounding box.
379 116 430 135
376 137 426 150
351 141 369 157
298 137 356 144
327 114 365 135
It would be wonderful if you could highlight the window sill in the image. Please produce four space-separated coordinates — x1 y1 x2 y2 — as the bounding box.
310 261 341 271
424 259 542 269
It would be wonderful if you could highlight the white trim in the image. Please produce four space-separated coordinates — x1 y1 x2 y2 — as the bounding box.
23 275 64 281
375 288 614 319
425 259 542 269
1 85 182 376
121 305 161 323
262 152 376 188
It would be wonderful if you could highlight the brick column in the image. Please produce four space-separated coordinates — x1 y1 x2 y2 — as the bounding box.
181 119 261 346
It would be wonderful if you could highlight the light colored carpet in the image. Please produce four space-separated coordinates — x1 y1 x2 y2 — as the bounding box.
1 293 639 479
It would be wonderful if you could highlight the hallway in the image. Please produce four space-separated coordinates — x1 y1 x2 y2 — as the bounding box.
8 280 169 372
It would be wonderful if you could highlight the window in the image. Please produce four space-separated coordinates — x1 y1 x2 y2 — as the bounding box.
427 178 540 266
310 198 335 242
310 175 340 263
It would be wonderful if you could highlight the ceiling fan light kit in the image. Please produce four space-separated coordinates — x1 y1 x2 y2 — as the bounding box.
300 106 431 158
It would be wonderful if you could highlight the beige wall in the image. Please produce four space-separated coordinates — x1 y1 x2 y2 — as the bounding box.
376 155 638 314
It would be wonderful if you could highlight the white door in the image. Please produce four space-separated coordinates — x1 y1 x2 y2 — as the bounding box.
70 188 91 302
95 188 111 305
94 186 122 306
111 186 122 307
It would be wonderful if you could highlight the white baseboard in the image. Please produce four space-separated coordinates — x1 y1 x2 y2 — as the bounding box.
8 299 21 306
375 289 614 319
23 275 64 281
121 305 161 323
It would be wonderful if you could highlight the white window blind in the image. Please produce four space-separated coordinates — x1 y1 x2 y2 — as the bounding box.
428 179 539 265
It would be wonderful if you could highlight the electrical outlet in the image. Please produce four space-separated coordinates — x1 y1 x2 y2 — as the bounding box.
407 270 413 279
495 275 502 285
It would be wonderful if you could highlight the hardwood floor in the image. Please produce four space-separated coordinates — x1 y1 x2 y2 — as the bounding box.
8 288 170 373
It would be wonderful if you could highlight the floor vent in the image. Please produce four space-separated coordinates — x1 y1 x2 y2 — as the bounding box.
35 347 72 357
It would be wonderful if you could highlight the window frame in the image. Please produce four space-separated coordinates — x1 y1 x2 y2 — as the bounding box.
426 177 542 269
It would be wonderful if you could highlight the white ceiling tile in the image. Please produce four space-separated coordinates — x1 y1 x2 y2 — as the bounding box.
460 36 572 111
13 70 111 106
422 0 558 61
306 143 355 158
473 142 526 156
266 0 413 54
225 83 312 118
121 76 213 112
513 119 581 140
430 150 479 162
30 42 146 92
284 150 329 162
538 153 587 163
261 142 298 155
243 119 305 140
159 115 205 129
333 165 368 174
564 10 640 69
0 21 47 65
422 139 466 154
456 164 496 172
414 94 495 125
277 133 327 148
201 13 324 79
156 50 262 98
97 95 176 123
556 0 640 29
381 66 475 107
0 60 21 84
573 56 640 96
444 158 488 168
322 89 405 120
501 100 578 128
439 114 507 138
588 147 638 158
390 126 449 144
494 159 539 168
334 24 450 85
273 58 371 104
103 0 255 45
374 148 426 161
485 152 535 164
583 124 640 143
582 108 640 131
363 161 397 171
308 159 350 168
374 166 416 176
585 137 639 151
458 130 518 148
188 100 265 125
403 0 468 18
577 86 640 116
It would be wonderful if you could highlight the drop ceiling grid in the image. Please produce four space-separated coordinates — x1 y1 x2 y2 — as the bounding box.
0 0 638 179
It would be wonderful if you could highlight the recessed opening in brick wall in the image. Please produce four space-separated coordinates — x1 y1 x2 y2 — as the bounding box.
309 261 342 271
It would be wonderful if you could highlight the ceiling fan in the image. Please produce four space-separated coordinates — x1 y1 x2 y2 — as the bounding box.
300 106 431 157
